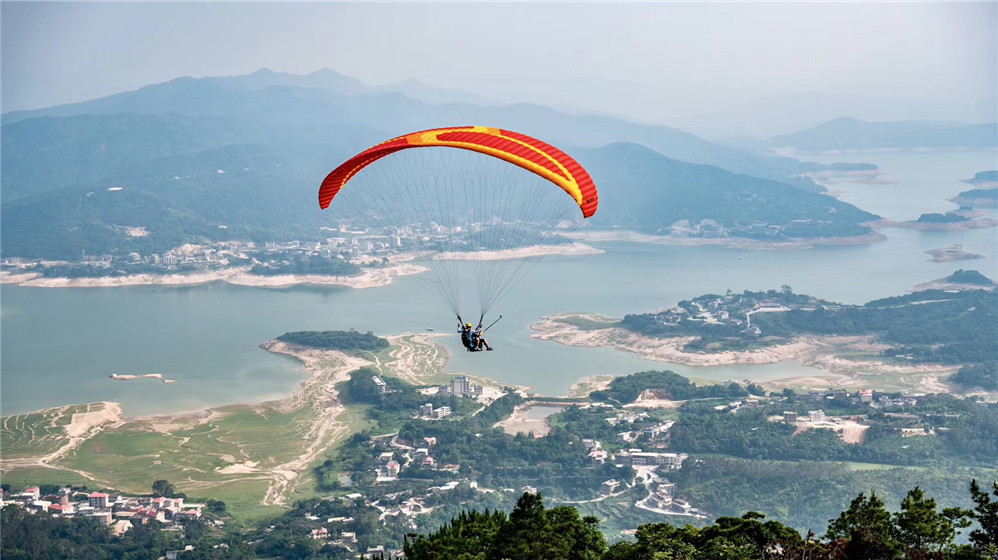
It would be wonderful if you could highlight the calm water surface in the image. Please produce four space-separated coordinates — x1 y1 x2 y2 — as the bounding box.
2 150 996 416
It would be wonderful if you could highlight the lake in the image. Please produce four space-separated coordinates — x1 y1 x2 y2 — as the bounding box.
2 149 995 416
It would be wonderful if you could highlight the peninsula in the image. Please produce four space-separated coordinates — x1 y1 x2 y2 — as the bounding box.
531 278 996 395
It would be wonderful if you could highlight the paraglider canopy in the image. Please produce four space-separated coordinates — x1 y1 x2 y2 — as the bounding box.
317 126 598 322
319 126 598 217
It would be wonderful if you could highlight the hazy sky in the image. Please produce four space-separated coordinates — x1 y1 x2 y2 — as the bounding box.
3 2 996 128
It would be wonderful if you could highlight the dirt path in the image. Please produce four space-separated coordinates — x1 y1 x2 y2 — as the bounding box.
257 342 372 507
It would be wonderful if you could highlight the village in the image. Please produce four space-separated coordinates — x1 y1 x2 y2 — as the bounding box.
0 484 206 538
639 287 824 336
0 381 957 557
0 220 553 278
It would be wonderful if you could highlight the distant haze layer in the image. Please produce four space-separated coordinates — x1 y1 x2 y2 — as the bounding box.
2 2 995 137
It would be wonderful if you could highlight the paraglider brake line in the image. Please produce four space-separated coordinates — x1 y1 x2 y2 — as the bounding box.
481 315 503 333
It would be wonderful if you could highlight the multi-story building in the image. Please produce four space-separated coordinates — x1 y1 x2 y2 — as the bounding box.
89 492 109 509
451 376 471 396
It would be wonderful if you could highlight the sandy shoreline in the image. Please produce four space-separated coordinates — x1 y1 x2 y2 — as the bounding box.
881 218 998 231
0 264 427 289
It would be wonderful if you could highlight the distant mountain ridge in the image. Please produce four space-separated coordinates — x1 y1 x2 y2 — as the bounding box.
759 117 998 151
1 69 823 188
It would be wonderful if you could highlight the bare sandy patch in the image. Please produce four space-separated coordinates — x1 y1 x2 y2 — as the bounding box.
495 403 566 436
217 462 261 474
793 420 869 445
568 375 616 398
624 390 687 410
0 270 41 284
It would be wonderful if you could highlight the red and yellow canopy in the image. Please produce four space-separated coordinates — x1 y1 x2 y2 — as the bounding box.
318 126 598 218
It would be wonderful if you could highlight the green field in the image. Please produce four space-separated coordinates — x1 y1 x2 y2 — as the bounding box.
556 314 619 331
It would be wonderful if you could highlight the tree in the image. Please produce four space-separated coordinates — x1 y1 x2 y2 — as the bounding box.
546 506 606 560
151 479 175 497
183 517 207 541
893 486 963 554
618 523 697 559
969 478 998 556
404 509 506 560
492 492 559 560
206 499 226 514
825 491 901 560
38 484 62 496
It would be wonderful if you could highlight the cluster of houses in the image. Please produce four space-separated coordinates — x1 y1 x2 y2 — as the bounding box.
798 387 919 407
645 291 816 335
639 478 707 519
304 481 498 557
419 403 451 419
1 486 203 536
371 435 460 483
2 218 534 278
305 513 361 553
581 437 687 470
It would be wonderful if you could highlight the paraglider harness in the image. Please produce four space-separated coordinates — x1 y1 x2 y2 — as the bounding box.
458 315 501 352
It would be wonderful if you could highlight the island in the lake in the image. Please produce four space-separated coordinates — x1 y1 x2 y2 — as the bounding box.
924 244 985 262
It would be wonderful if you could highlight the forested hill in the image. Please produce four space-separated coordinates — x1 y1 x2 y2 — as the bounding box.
0 80 879 259
275 330 389 353
579 142 877 236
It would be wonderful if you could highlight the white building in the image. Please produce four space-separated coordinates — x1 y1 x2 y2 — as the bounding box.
451 376 471 396
615 450 689 469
